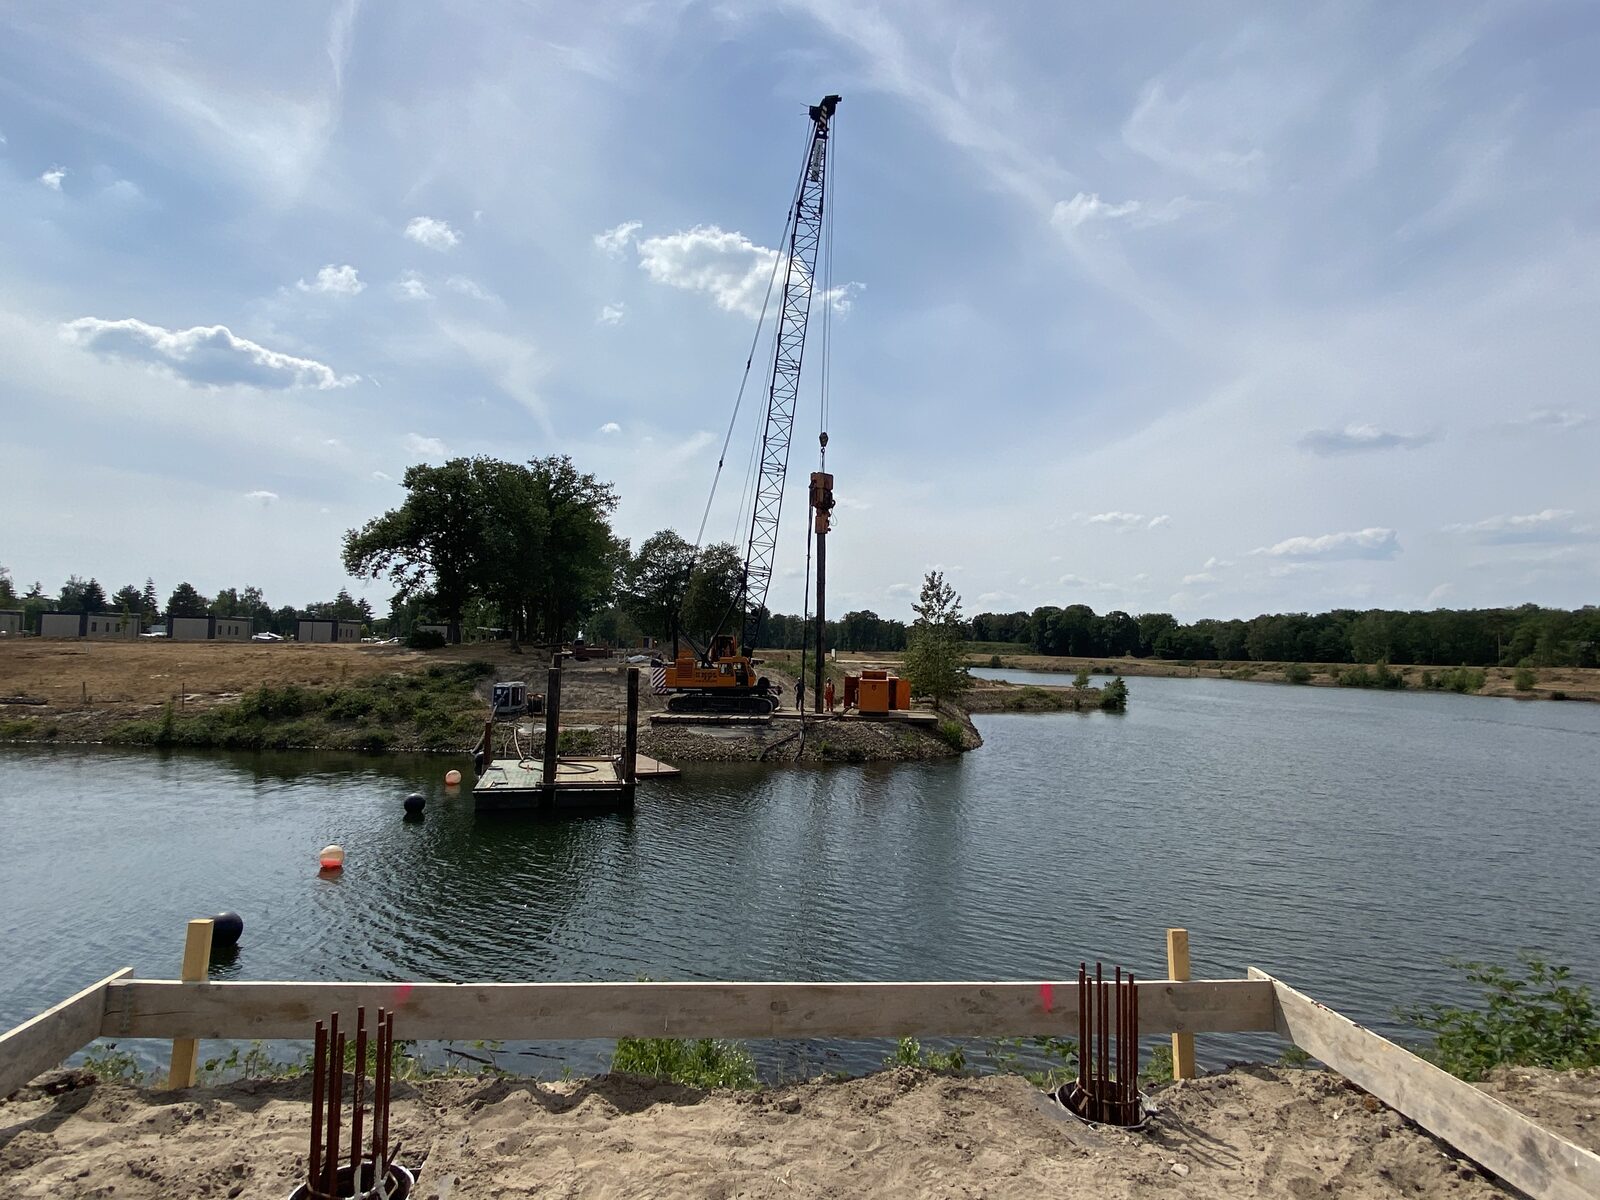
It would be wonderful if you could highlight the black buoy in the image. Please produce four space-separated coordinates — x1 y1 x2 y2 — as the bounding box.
404 792 425 816
211 911 244 950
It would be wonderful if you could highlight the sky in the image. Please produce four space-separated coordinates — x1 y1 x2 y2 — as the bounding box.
1 0 1597 623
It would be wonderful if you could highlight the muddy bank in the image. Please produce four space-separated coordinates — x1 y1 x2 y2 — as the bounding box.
962 677 1126 714
6 1064 1589 1198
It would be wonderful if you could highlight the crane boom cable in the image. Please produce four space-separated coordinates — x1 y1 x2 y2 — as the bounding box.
690 123 814 557
735 97 837 653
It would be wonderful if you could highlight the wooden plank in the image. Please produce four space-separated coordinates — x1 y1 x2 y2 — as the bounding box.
0 968 132 1098
101 977 1274 1041
165 919 214 1089
1249 967 1600 1200
1166 928 1197 1080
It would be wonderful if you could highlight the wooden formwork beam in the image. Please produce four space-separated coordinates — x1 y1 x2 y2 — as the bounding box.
1166 928 1196 1080
100 977 1276 1042
0 968 132 1098
165 918 214 1089
1250 967 1600 1200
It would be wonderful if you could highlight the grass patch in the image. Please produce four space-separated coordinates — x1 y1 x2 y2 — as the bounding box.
0 716 57 739
1421 666 1487 694
105 662 493 751
1283 663 1312 684
1401 955 1600 1080
935 718 966 750
610 1037 757 1089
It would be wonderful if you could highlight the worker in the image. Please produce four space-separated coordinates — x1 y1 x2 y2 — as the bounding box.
795 675 805 712
824 679 836 713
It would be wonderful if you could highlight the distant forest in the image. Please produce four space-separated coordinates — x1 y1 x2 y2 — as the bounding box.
754 603 1599 669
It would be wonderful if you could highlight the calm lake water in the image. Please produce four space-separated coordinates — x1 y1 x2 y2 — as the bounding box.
2 672 1596 1077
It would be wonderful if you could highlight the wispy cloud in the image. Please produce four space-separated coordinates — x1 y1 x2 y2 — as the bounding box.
598 421 621 435
1509 408 1592 431
40 167 66 190
245 489 279 504
405 433 446 458
1078 511 1170 531
444 276 495 302
593 220 642 257
60 317 353 389
296 264 365 296
1298 423 1436 455
1051 192 1197 231
1251 528 1400 560
404 216 461 251
597 302 626 325
1444 509 1593 544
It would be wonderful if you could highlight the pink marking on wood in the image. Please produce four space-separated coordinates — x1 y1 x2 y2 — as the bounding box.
1039 982 1054 1012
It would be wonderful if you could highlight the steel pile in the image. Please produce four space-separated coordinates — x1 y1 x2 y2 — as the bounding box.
1059 961 1143 1126
307 1007 399 1199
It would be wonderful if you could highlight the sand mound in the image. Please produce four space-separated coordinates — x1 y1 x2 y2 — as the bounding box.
5 1064 1582 1198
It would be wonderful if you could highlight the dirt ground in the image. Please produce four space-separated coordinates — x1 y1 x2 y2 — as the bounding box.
6 1064 1594 1198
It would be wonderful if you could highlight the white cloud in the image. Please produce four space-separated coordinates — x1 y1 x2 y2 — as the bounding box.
1203 557 1232 570
1298 423 1434 455
976 590 1019 606
1079 511 1170 531
445 276 494 301
40 167 66 190
405 433 446 458
597 302 627 325
1181 572 1218 586
1511 408 1592 430
60 316 352 389
245 489 279 504
1051 192 1196 231
635 225 863 319
593 220 642 257
1443 509 1592 545
404 216 461 251
598 421 621 435
394 272 432 301
1250 528 1400 560
1058 573 1121 592
296 264 365 296
1425 583 1455 606
372 470 393 482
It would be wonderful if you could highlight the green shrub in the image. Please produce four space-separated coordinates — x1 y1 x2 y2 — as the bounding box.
1232 666 1258 680
1073 669 1091 688
885 1036 966 1074
1373 661 1405 689
1339 664 1373 688
1139 1043 1174 1088
1551 691 1568 701
1100 676 1129 711
987 654 1003 668
0 717 38 738
1425 666 1487 693
1283 663 1312 684
611 1037 756 1089
1401 955 1600 1080
935 718 966 749
408 628 447 649
81 1040 145 1083
1513 666 1537 692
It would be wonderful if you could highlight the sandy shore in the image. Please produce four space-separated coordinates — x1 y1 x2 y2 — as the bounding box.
6 1064 1596 1198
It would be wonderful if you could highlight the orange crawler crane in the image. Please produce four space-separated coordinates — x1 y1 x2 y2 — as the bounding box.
843 668 911 715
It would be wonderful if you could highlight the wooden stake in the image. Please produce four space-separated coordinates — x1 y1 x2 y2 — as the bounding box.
1166 927 1196 1080
165 918 214 1089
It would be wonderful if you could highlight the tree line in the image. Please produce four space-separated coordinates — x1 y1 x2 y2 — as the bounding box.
968 603 1600 668
0 567 372 635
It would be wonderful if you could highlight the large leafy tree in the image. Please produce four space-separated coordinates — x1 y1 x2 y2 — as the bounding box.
903 570 970 701
680 541 743 649
527 455 623 642
111 584 143 614
167 582 210 618
343 458 484 629
622 530 696 643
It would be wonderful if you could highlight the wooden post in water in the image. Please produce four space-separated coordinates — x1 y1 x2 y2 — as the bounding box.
166 919 214 1089
1167 927 1196 1080
541 654 562 811
623 667 639 784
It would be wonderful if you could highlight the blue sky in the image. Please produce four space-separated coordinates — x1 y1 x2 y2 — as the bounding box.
2 1 1596 622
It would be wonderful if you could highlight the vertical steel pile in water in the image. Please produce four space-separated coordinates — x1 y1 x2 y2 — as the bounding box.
1060 961 1142 1126
304 1007 402 1198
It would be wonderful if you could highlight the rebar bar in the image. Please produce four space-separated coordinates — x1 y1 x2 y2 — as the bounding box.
305 1006 400 1198
1061 960 1143 1127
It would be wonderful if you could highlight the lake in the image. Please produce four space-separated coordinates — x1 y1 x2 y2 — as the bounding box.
2 671 1596 1078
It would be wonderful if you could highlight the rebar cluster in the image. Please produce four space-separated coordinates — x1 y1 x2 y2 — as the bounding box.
1057 962 1144 1127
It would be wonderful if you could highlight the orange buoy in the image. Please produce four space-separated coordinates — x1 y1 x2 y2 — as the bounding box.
319 844 345 871
444 769 462 786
